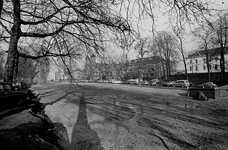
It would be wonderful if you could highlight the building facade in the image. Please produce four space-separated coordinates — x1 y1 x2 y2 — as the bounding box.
186 47 228 73
83 55 166 81
123 56 163 80
84 54 98 81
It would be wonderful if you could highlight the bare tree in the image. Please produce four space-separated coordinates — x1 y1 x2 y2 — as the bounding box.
0 0 130 84
192 21 215 82
119 0 213 33
172 27 189 80
0 0 220 85
203 12 228 85
153 31 178 80
213 13 228 85
134 36 149 85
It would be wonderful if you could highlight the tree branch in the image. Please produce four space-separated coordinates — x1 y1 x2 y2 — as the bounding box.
0 0 2 17
0 21 11 34
21 20 86 37
20 6 71 25
18 51 81 60
62 0 130 32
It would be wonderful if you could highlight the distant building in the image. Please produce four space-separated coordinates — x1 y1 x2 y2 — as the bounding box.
83 55 169 81
84 54 97 80
47 62 58 81
186 47 228 73
54 69 68 81
123 56 164 80
33 61 49 83
72 69 84 80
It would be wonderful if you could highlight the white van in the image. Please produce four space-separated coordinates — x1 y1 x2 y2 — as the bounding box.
173 80 190 87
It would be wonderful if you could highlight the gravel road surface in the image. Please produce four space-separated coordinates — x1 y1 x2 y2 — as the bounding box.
28 82 228 150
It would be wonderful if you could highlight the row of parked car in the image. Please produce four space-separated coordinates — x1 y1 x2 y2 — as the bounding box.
155 80 218 88
156 80 192 87
85 78 218 89
0 82 39 111
117 79 190 87
109 78 191 87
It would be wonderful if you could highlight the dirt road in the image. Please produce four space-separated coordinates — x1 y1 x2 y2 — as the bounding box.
28 82 228 150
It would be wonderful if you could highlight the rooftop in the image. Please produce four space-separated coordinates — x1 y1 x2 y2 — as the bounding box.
129 56 163 64
187 47 228 58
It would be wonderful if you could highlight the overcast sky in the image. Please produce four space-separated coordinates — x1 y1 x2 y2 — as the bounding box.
122 0 228 61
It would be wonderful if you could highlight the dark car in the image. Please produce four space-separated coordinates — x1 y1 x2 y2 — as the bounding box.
0 82 29 111
197 82 217 88
157 80 168 86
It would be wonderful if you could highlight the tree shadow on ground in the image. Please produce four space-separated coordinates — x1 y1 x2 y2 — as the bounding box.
54 96 104 150
0 122 60 150
0 105 33 120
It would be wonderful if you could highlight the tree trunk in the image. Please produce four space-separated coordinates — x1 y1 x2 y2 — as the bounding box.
179 37 188 80
165 59 169 80
183 58 188 80
205 46 211 82
0 0 3 17
4 0 21 85
13 53 19 83
218 22 226 86
162 62 166 79
220 47 225 85
138 57 143 86
4 32 20 85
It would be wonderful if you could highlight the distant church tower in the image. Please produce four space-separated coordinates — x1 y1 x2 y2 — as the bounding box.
84 54 96 80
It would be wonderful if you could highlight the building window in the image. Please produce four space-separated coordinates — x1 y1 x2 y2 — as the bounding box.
215 64 218 70
195 66 198 71
203 65 206 70
190 66 192 71
195 59 198 64
190 60 192 64
203 58 206 63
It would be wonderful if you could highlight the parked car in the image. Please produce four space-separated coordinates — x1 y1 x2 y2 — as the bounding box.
128 79 137 85
197 82 217 88
150 81 157 86
141 80 149 85
112 80 122 84
156 80 168 86
121 80 129 84
166 81 175 87
12 82 21 90
149 79 159 86
0 82 28 111
173 80 190 87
